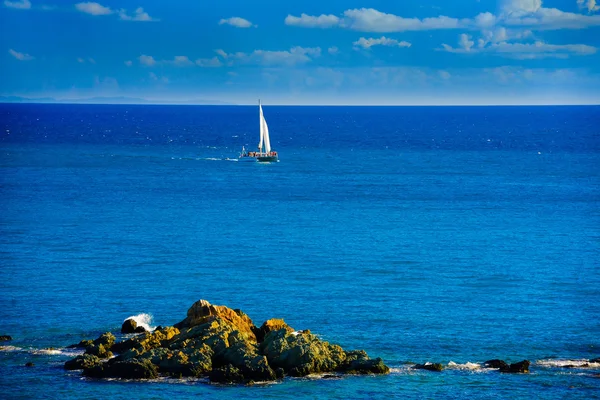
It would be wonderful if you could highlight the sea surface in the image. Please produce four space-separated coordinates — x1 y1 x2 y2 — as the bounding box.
1 103 599 399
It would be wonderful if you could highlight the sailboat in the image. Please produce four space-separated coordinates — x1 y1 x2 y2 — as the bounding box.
239 100 278 162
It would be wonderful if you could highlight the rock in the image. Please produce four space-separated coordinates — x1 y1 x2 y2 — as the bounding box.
84 359 158 379
64 354 103 370
68 299 388 383
343 357 390 374
85 333 115 359
590 357 600 363
25 362 34 367
134 326 147 333
260 328 347 376
209 364 245 384
413 363 444 372
255 319 293 343
174 300 257 342
0 335 12 341
121 319 138 334
500 360 530 373
484 359 509 370
111 326 179 354
67 339 93 349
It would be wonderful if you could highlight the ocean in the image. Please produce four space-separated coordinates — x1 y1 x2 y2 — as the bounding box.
1 103 599 399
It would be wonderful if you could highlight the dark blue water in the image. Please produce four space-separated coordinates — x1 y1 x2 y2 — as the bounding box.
1 104 599 399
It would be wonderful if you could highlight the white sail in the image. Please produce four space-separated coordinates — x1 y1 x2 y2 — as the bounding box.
258 102 264 152
262 111 271 153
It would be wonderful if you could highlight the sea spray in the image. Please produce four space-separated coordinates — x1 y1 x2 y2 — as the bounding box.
124 313 155 332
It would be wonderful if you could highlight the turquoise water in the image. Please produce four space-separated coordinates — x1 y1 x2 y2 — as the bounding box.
1 104 599 398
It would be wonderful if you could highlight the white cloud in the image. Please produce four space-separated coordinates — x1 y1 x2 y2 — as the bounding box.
138 54 156 66
220 46 322 66
219 17 254 28
149 72 168 83
500 4 600 29
328 46 339 54
286 3 600 33
9 48 34 60
124 60 132 67
119 7 157 21
88 57 96 64
4 0 30 9
170 55 194 66
342 8 462 31
441 39 597 59
458 33 475 51
353 36 411 49
77 57 85 63
502 0 542 14
195 57 222 67
286 9 462 32
577 0 600 12
75 2 112 16
215 49 228 58
473 12 496 28
93 76 119 90
285 13 340 28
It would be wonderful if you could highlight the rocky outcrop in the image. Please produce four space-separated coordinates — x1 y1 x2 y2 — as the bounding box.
65 299 389 384
0 335 12 341
84 332 115 359
121 319 146 334
64 354 103 370
84 359 158 379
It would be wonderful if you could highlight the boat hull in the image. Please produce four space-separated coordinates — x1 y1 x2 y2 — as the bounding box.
256 156 278 163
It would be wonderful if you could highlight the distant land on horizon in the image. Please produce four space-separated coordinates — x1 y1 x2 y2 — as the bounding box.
0 96 599 106
0 96 236 106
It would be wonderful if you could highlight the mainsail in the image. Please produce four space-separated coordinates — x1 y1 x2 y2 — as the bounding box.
258 101 271 153
262 108 271 153
258 101 264 152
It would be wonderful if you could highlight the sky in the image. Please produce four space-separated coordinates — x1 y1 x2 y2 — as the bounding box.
1 0 600 105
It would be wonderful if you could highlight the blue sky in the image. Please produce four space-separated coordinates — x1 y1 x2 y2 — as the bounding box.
1 0 600 104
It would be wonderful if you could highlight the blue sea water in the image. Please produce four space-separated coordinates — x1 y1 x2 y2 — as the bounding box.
0 103 599 399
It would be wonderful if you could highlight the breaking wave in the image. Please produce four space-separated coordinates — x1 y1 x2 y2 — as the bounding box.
536 359 600 369
124 313 156 332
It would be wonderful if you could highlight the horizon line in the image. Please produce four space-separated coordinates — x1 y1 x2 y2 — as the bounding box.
2 101 600 107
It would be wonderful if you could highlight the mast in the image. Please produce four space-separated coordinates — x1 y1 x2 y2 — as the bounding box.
258 99 264 153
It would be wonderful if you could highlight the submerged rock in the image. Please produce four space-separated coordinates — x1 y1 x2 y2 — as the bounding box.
0 335 12 341
484 359 509 370
500 360 530 373
65 299 389 384
413 363 444 372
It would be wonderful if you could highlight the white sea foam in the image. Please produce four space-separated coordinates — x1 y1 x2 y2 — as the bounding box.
447 361 483 371
536 359 600 369
32 348 63 355
0 345 21 352
124 313 156 332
